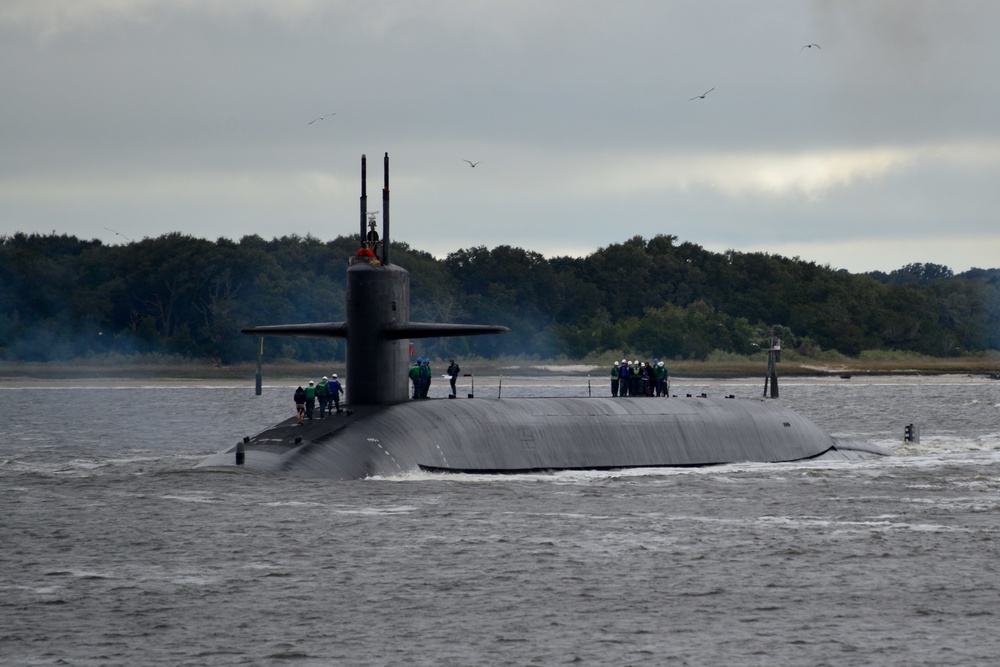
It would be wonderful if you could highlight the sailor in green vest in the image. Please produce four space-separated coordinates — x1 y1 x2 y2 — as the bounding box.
651 358 664 397
611 360 621 397
304 380 317 420
409 360 422 399
316 376 330 417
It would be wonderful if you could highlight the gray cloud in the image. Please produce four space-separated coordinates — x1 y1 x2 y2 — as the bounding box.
2 0 998 272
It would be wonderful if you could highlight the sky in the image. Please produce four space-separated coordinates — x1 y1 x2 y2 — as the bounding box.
2 0 999 274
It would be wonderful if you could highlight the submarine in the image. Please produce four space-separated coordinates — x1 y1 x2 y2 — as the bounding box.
196 153 890 478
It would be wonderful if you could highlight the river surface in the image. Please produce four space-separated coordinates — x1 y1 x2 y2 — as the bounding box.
2 375 1000 666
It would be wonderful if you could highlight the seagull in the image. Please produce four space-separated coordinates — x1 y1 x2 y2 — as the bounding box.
103 226 132 242
463 160 480 168
800 43 821 51
689 87 714 101
308 113 336 124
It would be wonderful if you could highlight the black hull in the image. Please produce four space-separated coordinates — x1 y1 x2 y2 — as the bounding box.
196 396 890 479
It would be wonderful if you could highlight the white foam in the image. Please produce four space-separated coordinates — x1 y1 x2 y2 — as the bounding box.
336 505 419 515
160 494 218 503
259 500 323 507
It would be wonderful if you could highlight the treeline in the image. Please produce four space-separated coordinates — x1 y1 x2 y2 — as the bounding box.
1 231 998 363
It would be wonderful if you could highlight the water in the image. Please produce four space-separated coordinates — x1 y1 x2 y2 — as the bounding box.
2 376 1000 666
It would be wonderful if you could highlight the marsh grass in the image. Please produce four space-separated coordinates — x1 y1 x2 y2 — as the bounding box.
2 350 997 381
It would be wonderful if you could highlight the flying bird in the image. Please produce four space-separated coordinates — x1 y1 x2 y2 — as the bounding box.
689 87 714 101
308 113 336 124
463 160 481 168
103 226 132 242
800 43 821 51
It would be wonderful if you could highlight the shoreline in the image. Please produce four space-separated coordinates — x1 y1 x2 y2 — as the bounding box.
1 358 998 382
1 375 996 389
1 364 997 389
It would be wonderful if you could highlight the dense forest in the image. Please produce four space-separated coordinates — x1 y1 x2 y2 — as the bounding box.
1 231 998 364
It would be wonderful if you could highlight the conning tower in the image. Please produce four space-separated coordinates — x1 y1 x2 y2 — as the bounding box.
242 153 508 405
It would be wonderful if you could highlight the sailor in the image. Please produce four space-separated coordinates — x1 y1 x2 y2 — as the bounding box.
619 358 630 396
304 380 317 420
316 376 330 417
659 360 669 397
293 386 306 424
420 358 432 398
651 359 664 397
409 360 422 399
447 359 460 397
366 218 381 258
611 360 620 397
329 374 344 413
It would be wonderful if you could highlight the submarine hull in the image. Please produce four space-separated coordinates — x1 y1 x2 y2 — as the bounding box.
197 396 890 479
200 153 889 479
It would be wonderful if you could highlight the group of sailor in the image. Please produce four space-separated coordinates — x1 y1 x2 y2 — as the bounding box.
294 374 344 423
611 359 669 397
409 358 433 399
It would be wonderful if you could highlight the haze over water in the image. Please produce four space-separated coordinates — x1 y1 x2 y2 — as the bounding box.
3 376 1000 665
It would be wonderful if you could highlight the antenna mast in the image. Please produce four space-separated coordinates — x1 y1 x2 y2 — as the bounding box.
382 152 390 266
359 154 367 246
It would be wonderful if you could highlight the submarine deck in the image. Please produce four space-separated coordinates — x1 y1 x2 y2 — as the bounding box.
199 395 890 478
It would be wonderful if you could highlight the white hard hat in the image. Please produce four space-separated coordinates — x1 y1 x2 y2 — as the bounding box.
332 374 337 378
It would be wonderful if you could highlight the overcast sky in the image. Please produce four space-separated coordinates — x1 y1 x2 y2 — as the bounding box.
3 0 998 273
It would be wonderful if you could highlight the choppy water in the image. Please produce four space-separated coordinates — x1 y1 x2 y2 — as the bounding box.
3 375 1000 666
